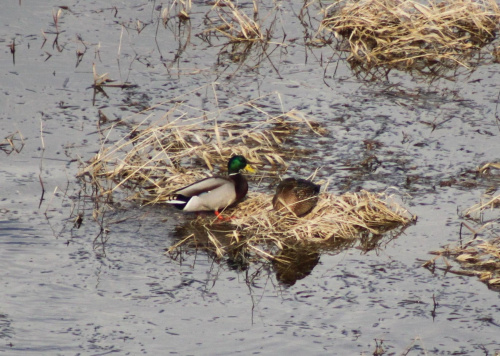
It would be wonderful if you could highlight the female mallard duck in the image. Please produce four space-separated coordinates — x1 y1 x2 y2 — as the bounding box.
166 155 255 217
272 178 320 217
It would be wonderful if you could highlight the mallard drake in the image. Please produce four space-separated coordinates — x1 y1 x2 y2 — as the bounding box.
272 178 320 217
166 155 255 217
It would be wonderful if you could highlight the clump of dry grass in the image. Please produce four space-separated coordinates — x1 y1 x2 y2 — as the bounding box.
232 190 413 242
425 235 500 290
321 0 500 75
477 161 500 175
78 97 323 203
167 190 415 260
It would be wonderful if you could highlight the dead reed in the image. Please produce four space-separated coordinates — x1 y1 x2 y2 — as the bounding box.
161 0 192 24
321 0 500 75
464 193 500 220
0 131 24 155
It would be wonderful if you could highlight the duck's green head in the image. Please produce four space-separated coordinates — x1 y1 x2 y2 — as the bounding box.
228 155 255 174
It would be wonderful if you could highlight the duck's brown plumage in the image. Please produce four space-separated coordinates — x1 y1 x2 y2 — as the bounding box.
272 178 320 217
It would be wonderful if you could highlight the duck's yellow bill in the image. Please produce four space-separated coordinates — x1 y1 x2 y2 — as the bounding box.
244 165 256 173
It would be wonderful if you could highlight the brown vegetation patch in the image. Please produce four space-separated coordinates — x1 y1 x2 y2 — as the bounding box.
321 0 500 77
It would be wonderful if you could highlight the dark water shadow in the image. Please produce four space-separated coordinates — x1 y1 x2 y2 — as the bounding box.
0 312 13 342
167 217 411 288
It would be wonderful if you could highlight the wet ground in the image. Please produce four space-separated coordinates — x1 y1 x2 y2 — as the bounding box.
1 1 500 355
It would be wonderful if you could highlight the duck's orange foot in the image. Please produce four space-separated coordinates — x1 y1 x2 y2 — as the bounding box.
214 211 236 222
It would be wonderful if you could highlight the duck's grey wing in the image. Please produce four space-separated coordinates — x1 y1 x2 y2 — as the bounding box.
182 183 238 212
174 177 230 197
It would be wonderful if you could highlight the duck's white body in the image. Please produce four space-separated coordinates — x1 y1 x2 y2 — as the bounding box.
167 176 238 212
165 155 253 215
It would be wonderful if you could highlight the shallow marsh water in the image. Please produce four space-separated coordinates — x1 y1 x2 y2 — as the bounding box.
1 1 500 355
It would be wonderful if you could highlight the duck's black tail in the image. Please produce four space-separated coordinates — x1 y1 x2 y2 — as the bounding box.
165 194 190 210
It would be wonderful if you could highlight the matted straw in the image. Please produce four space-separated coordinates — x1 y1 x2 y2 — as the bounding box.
167 190 415 260
321 0 500 74
230 190 413 241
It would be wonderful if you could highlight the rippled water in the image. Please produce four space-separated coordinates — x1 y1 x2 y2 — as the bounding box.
1 1 499 355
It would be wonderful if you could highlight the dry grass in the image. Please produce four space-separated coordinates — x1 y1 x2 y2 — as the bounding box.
0 130 24 155
424 179 500 290
464 162 500 220
321 0 500 75
424 234 500 290
464 193 500 220
232 190 413 242
161 0 192 24
202 0 266 43
77 93 324 204
167 190 415 260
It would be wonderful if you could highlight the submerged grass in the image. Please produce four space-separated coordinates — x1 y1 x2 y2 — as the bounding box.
321 0 500 76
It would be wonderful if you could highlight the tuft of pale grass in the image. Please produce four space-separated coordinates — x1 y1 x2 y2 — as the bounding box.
321 0 500 74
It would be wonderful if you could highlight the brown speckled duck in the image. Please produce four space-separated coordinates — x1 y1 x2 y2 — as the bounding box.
272 178 320 217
